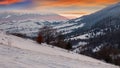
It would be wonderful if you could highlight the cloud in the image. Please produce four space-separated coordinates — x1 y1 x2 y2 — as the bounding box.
0 0 119 18
34 0 119 8
30 0 119 18
0 0 24 5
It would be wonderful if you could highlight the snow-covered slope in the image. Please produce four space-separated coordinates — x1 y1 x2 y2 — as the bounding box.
0 20 44 37
0 32 119 68
0 19 85 38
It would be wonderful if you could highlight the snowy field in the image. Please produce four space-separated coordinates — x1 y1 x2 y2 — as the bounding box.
0 32 119 68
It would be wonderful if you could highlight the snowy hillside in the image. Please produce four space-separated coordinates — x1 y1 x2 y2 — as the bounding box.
0 20 44 37
0 32 119 68
64 2 120 46
0 19 85 38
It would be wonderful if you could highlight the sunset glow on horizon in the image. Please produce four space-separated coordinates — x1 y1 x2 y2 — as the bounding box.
0 0 120 18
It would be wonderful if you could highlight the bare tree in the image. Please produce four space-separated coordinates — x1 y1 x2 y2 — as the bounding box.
37 26 72 50
38 26 58 44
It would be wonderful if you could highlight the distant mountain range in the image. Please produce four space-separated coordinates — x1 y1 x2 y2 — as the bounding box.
0 12 69 22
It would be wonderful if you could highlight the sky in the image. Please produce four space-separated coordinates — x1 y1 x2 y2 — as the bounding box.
0 0 120 19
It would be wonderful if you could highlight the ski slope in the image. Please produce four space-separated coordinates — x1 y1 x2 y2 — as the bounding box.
0 32 119 68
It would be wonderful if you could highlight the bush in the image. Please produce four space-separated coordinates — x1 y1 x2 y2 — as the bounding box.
36 34 44 44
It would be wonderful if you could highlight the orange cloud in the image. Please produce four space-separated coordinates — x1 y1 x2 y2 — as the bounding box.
32 0 119 18
0 0 24 5
35 0 119 8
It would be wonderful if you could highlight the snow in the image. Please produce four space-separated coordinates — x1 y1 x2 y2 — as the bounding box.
54 23 75 29
75 18 82 22
70 34 89 40
92 44 104 53
59 23 85 31
58 23 85 34
0 32 119 68
62 30 73 34
5 15 11 18
0 20 44 37
78 42 88 45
